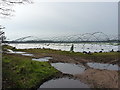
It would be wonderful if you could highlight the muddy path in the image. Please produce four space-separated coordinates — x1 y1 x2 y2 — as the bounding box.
6 48 119 88
29 51 119 64
35 54 119 88
74 69 119 88
33 53 92 64
32 54 119 88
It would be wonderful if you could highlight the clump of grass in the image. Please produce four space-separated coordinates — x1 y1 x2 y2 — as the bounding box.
2 45 13 49
2 45 13 52
2 53 59 88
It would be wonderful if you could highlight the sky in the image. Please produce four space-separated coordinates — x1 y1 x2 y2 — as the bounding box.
0 0 118 40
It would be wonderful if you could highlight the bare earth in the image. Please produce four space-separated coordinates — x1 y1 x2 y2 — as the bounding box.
75 69 118 88
32 52 119 88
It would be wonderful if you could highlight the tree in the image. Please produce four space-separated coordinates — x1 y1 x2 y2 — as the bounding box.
0 0 33 17
0 25 5 43
0 0 33 42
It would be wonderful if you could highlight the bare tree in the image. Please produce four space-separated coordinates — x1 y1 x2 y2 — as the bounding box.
0 0 33 42
0 0 33 17
0 25 5 43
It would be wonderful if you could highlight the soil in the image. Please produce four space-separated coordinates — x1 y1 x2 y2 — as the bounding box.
75 69 118 88
32 52 119 88
6 48 119 88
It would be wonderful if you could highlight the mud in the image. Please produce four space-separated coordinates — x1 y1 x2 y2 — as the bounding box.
74 69 118 88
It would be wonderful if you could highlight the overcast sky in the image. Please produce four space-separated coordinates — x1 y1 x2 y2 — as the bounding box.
1 0 118 40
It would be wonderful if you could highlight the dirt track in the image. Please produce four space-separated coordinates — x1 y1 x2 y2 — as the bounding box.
33 53 119 88
75 69 118 88
6 48 119 88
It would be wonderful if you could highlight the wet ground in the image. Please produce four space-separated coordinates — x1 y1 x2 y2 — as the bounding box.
75 68 119 88
32 57 52 62
7 49 26 54
51 63 86 75
40 77 90 88
7 49 34 56
22 53 34 56
6 49 119 88
87 62 119 70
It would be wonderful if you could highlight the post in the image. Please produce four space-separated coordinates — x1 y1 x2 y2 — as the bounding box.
70 44 74 52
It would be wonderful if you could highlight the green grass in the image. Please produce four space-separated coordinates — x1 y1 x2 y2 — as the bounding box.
2 45 14 52
15 48 119 64
2 45 13 50
2 45 119 89
3 45 119 64
2 53 59 88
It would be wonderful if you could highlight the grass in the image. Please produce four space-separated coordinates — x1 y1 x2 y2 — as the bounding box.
3 44 119 64
2 53 59 88
15 48 119 64
2 45 120 89
2 45 14 51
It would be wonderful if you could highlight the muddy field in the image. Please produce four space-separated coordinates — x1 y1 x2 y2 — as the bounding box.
4 46 119 88
33 52 119 88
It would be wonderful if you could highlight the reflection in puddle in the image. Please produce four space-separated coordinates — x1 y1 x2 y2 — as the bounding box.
40 77 90 88
32 57 52 62
51 63 85 75
22 54 34 56
87 62 119 70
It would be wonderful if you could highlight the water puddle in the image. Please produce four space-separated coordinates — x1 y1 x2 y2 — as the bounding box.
51 63 86 75
40 77 90 88
22 54 34 56
32 57 52 62
87 62 119 70
7 49 34 56
7 49 26 54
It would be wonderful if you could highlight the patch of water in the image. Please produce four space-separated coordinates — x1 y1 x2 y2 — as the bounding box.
40 77 90 88
51 63 85 75
7 49 26 54
22 54 34 56
32 57 52 62
7 49 34 56
87 62 119 70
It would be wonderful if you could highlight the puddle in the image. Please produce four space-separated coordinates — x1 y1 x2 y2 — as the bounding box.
22 54 34 56
7 49 33 56
7 49 26 54
32 57 52 62
87 62 119 70
51 63 85 75
40 77 90 88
